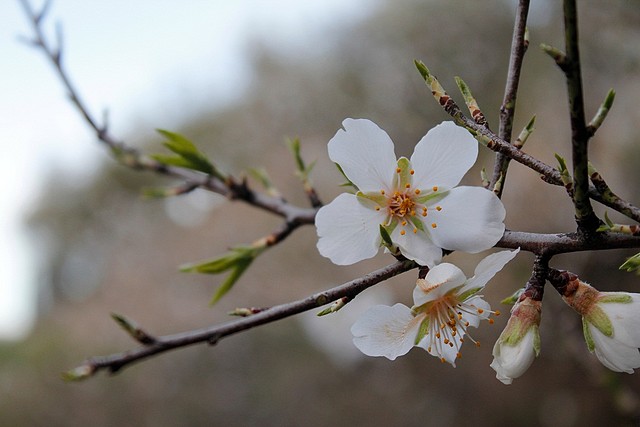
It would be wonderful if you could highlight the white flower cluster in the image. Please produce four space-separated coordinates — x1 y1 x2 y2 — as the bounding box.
315 118 640 385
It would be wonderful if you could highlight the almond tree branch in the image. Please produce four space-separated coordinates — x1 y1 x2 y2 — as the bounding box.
19 0 318 229
415 63 640 223
491 0 530 197
65 260 417 379
561 0 600 233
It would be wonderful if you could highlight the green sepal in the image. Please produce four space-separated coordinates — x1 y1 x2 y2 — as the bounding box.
582 318 596 352
456 286 482 302
409 215 425 233
583 305 613 338
357 191 386 206
415 316 430 345
395 157 413 189
501 288 524 305
598 293 632 304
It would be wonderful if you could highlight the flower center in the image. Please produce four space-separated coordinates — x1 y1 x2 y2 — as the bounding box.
418 294 498 363
388 191 415 217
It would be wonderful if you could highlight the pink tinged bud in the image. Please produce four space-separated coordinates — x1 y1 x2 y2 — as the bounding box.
490 297 541 385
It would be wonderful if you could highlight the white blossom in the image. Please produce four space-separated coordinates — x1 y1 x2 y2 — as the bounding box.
562 279 640 373
316 119 506 267
351 249 519 365
490 296 541 385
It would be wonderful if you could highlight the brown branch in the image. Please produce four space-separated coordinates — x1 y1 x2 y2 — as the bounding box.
497 230 640 256
561 0 599 233
491 0 530 197
19 0 318 228
65 260 417 379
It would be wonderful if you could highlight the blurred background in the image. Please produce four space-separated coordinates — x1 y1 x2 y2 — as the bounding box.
2 0 640 425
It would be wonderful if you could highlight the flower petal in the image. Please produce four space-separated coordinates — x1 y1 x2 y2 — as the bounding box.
428 186 505 253
463 249 520 292
417 326 464 367
599 293 640 347
491 328 537 385
413 263 467 306
316 193 386 265
328 118 397 193
463 296 491 326
589 323 640 373
410 121 478 191
351 303 420 360
390 226 442 267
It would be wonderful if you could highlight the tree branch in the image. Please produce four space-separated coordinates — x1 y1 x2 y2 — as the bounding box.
491 0 530 197
64 260 417 379
562 0 599 232
19 0 318 228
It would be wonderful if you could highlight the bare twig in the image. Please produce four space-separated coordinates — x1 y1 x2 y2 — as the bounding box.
415 62 640 223
19 0 318 228
65 260 417 379
561 0 600 233
491 0 530 198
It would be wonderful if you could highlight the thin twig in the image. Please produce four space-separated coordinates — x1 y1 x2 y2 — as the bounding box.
66 260 417 378
491 0 530 198
19 0 318 227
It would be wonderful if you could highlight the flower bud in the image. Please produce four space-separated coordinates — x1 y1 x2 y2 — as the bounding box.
490 296 541 385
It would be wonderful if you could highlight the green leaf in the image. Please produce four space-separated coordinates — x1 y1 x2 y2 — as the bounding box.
209 258 252 305
153 129 216 175
620 252 640 274
181 245 265 305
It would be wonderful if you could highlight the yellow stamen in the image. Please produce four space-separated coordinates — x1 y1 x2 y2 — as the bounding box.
431 223 437 228
410 169 415 175
401 220 407 226
495 310 501 316
414 189 421 195
396 167 402 173
405 183 411 189
380 190 385 195
375 206 380 211
413 228 417 234
400 230 406 236
432 186 438 192
436 206 442 211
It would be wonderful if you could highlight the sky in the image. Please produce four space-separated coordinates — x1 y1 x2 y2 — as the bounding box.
0 0 379 340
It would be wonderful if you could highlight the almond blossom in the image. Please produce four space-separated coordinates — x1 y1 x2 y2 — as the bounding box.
560 278 640 373
351 249 519 365
315 119 506 267
490 295 541 384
